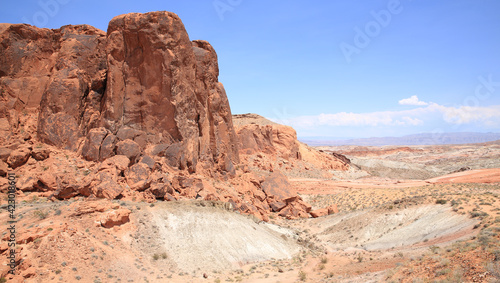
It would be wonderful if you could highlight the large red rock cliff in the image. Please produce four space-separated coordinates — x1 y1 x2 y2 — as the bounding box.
101 12 238 173
0 11 345 222
0 24 107 149
0 12 238 173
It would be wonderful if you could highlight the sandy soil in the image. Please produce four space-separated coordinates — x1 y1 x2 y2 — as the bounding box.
3 185 492 283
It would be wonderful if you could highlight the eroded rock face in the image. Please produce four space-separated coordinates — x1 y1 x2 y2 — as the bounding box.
0 24 55 116
2 12 240 173
0 23 107 150
101 12 239 172
237 124 300 160
38 26 107 150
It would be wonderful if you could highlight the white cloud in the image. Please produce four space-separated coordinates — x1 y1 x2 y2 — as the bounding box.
399 95 428 106
400 116 424 126
274 104 500 132
279 108 430 128
440 105 500 125
316 112 393 126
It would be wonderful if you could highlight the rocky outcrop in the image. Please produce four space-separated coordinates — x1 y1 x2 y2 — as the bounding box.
98 208 131 228
101 12 239 172
0 11 314 221
299 142 350 171
237 123 301 160
0 23 107 149
0 11 239 173
233 114 350 176
234 114 299 160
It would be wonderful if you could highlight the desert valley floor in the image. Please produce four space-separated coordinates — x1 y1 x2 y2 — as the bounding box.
2 139 500 283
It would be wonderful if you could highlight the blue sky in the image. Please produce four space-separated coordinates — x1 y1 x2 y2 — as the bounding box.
1 0 500 138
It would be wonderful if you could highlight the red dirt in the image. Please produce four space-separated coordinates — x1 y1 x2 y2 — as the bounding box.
428 168 500 184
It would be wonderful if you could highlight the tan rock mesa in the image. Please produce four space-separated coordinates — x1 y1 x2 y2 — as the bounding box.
0 11 349 227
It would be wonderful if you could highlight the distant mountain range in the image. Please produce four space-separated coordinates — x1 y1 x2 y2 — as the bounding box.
300 132 500 146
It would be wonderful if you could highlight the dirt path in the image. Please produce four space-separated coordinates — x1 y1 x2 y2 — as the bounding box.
428 168 500 183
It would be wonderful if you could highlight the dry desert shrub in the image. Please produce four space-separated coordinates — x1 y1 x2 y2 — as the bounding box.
298 270 307 281
33 209 49 219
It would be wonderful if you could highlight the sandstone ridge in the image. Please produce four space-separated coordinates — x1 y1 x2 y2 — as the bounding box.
233 113 350 178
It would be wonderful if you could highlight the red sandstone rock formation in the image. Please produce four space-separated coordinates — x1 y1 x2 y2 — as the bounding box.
98 208 131 228
0 11 315 221
0 12 238 173
101 12 239 173
233 113 350 174
0 23 107 149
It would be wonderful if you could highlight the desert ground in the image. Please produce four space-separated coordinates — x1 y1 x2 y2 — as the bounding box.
2 140 499 283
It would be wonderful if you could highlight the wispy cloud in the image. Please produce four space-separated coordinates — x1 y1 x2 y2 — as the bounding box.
398 95 428 106
438 104 500 125
271 102 500 136
400 116 424 126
